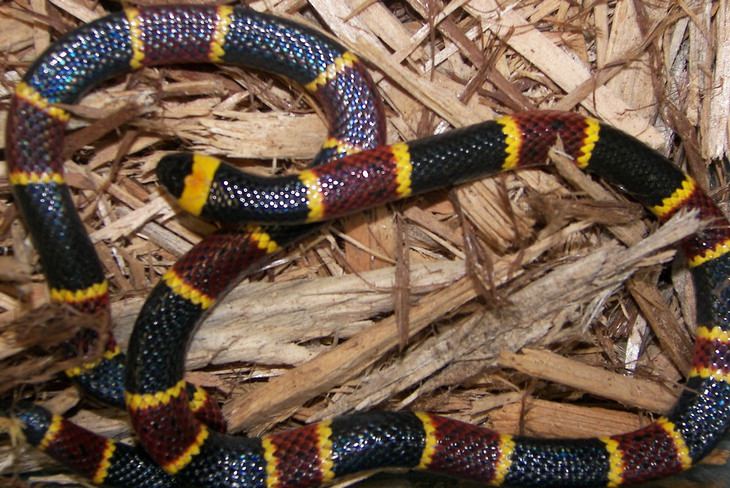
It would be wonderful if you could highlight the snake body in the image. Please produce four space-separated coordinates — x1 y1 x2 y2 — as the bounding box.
6 5 730 488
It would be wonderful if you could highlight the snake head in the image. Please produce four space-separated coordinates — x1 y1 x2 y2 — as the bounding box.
157 152 194 199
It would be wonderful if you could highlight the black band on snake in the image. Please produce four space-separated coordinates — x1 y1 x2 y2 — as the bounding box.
5 4 729 488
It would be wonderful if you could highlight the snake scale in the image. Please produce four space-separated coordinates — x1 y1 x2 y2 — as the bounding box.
5 4 730 488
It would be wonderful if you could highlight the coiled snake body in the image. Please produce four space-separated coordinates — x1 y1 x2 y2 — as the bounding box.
6 5 730 488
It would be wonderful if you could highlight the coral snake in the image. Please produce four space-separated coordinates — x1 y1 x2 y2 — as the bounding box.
5 4 730 488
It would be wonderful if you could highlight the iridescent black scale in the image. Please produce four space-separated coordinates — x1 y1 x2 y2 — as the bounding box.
12 182 103 290
72 354 126 407
102 443 183 488
408 122 510 191
220 11 342 83
176 434 267 487
503 439 610 487
328 412 426 476
126 287 204 393
24 13 133 103
670 377 730 460
312 62 384 157
15 406 55 447
693 253 730 327
583 125 688 207
220 8 383 153
161 154 313 224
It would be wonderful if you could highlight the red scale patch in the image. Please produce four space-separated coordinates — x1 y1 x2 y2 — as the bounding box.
136 6 220 66
316 146 400 219
268 423 325 487
70 293 111 315
128 393 201 468
6 96 66 174
67 330 115 362
428 415 502 481
692 336 730 374
45 418 109 479
511 111 590 166
673 190 730 261
190 388 227 433
612 423 684 484
172 230 269 298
